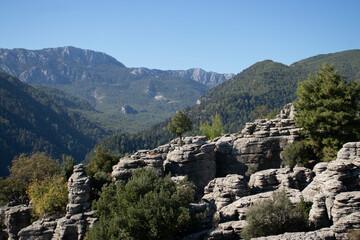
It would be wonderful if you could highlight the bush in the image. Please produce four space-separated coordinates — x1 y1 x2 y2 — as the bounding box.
87 168 195 240
26 175 68 218
200 113 225 140
280 140 315 169
347 230 360 240
241 191 308 240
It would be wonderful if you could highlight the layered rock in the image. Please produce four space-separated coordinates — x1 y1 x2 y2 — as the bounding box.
248 167 313 194
4 205 32 240
252 228 335 240
51 164 96 240
213 104 301 177
202 174 248 210
164 136 216 194
18 216 59 240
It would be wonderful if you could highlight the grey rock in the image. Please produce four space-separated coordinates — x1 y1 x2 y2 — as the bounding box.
18 216 59 240
331 191 360 223
4 205 32 240
309 194 331 229
252 228 335 240
202 174 248 210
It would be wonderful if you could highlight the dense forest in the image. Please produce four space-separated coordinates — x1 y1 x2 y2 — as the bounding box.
0 73 107 176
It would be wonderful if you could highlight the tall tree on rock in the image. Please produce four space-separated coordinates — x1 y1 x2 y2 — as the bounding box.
294 63 360 161
168 111 193 145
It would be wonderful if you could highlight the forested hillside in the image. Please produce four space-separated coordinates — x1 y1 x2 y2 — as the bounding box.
0 47 232 133
0 73 107 176
91 50 360 157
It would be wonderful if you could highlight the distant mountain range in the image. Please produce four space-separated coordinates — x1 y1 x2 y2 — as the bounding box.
91 49 360 158
1 47 360 176
0 46 234 133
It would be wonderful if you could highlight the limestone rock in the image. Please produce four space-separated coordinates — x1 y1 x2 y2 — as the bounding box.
331 212 360 239
331 191 360 224
202 174 248 210
164 139 216 194
252 228 335 240
249 167 313 194
309 194 331 229
18 216 59 240
218 188 302 223
52 164 96 240
4 205 32 240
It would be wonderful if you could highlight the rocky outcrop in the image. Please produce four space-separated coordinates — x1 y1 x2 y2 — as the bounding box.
248 166 313 194
4 205 32 240
202 174 248 210
214 104 301 177
18 216 59 240
52 164 96 240
164 136 216 194
252 228 336 240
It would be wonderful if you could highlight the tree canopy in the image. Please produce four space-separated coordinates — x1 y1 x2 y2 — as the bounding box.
200 113 225 140
294 63 360 161
87 168 195 240
168 111 193 144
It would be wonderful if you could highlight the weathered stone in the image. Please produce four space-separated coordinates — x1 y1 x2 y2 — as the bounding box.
4 205 32 240
252 228 335 240
18 216 59 240
331 191 360 223
202 174 248 210
309 194 331 230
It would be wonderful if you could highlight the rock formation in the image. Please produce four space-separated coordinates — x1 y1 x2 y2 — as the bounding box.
4 205 31 240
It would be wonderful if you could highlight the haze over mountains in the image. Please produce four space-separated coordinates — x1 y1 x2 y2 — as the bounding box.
1 47 360 176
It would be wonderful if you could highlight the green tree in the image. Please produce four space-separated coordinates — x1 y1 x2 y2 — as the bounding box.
200 113 225 140
241 191 309 240
87 168 195 240
61 155 76 180
26 175 68 218
168 111 193 145
86 147 118 177
294 63 360 161
0 152 60 204
280 140 316 169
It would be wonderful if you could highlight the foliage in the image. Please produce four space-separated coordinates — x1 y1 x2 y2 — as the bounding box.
251 105 269 119
86 147 119 177
9 152 60 183
0 152 60 204
26 175 68 218
280 140 316 168
200 113 225 140
61 155 76 180
294 63 360 161
0 73 107 176
87 168 195 240
241 191 308 240
168 111 193 144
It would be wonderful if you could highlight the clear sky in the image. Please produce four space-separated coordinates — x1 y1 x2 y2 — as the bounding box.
1 0 360 74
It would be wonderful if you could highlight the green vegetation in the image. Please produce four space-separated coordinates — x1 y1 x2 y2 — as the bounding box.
294 63 360 161
241 191 309 240
26 175 68 218
61 155 76 180
280 141 316 169
87 168 195 240
0 152 68 218
200 113 225 140
168 111 193 145
0 73 107 176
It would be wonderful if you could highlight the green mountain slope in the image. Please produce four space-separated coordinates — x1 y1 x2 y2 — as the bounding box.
0 47 217 133
0 73 107 176
91 49 360 157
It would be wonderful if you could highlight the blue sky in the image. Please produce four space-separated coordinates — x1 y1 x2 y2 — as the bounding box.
1 0 360 74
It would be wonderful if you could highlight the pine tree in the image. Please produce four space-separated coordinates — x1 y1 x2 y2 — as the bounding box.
294 63 360 161
168 111 193 145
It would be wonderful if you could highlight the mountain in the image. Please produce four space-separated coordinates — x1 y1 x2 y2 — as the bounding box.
130 67 234 87
91 49 360 157
0 72 107 176
0 47 233 133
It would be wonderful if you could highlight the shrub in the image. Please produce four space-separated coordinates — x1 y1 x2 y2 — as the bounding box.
87 168 195 240
280 140 315 169
347 230 360 240
241 191 308 240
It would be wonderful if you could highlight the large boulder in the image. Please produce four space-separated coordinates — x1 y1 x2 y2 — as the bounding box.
18 216 59 240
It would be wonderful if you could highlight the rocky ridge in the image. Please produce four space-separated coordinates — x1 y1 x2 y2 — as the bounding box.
3 103 360 239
